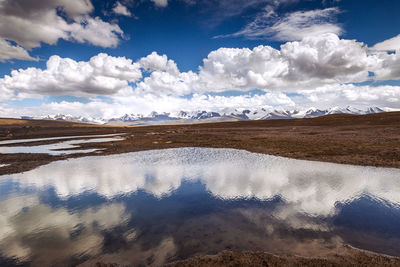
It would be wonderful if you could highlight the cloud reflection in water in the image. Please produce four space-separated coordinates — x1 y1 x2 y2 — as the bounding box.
6 147 400 216
1 147 400 265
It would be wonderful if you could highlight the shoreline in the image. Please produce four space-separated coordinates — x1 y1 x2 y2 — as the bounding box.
164 247 400 267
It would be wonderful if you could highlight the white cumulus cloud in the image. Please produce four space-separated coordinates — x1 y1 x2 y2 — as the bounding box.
373 51 400 81
0 33 399 99
1 34 400 117
297 84 400 109
0 0 125 61
113 1 132 17
139 52 180 75
0 53 142 99
198 33 375 92
373 34 400 52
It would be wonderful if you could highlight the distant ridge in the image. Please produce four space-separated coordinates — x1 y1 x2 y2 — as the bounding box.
22 106 388 125
105 106 387 125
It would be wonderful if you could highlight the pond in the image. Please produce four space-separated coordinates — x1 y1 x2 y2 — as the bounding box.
0 134 123 145
0 147 399 266
0 134 125 155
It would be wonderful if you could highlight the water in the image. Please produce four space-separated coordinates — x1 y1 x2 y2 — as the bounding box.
0 147 400 266
0 133 123 145
0 136 125 155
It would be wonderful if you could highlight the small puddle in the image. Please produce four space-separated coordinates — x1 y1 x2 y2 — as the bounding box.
0 133 123 145
0 147 399 266
0 135 125 155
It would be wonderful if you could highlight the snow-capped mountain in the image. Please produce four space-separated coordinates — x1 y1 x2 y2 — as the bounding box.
109 112 178 123
117 113 144 122
109 110 221 123
38 114 106 124
239 108 271 120
365 107 385 114
108 106 386 125
191 111 221 120
26 106 388 125
302 108 328 118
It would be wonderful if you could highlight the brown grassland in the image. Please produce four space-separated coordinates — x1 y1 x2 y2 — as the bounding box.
0 111 399 176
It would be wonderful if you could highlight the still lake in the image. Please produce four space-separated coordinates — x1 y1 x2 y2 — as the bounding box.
1 147 400 266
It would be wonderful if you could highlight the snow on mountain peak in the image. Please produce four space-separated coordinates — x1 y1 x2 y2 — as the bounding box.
25 106 389 125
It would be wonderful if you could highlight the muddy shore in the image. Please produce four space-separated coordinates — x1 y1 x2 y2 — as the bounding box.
0 112 399 175
164 248 400 267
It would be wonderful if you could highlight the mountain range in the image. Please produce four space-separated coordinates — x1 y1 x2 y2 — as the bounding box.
23 106 389 125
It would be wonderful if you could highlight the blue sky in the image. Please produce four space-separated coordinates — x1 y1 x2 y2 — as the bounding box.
0 0 399 118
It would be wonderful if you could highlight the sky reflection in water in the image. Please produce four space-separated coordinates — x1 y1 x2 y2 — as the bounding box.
0 147 400 266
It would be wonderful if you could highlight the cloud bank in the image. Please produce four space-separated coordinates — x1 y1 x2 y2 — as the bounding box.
0 31 399 118
2 33 397 98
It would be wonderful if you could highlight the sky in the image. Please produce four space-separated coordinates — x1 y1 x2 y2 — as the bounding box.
0 0 400 119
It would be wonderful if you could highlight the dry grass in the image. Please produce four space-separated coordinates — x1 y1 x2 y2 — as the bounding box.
0 118 28 125
0 112 399 175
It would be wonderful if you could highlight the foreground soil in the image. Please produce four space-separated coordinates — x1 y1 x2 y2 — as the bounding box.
165 249 400 267
0 111 399 175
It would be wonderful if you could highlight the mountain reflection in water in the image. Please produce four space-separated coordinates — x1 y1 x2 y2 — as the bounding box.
0 147 400 266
